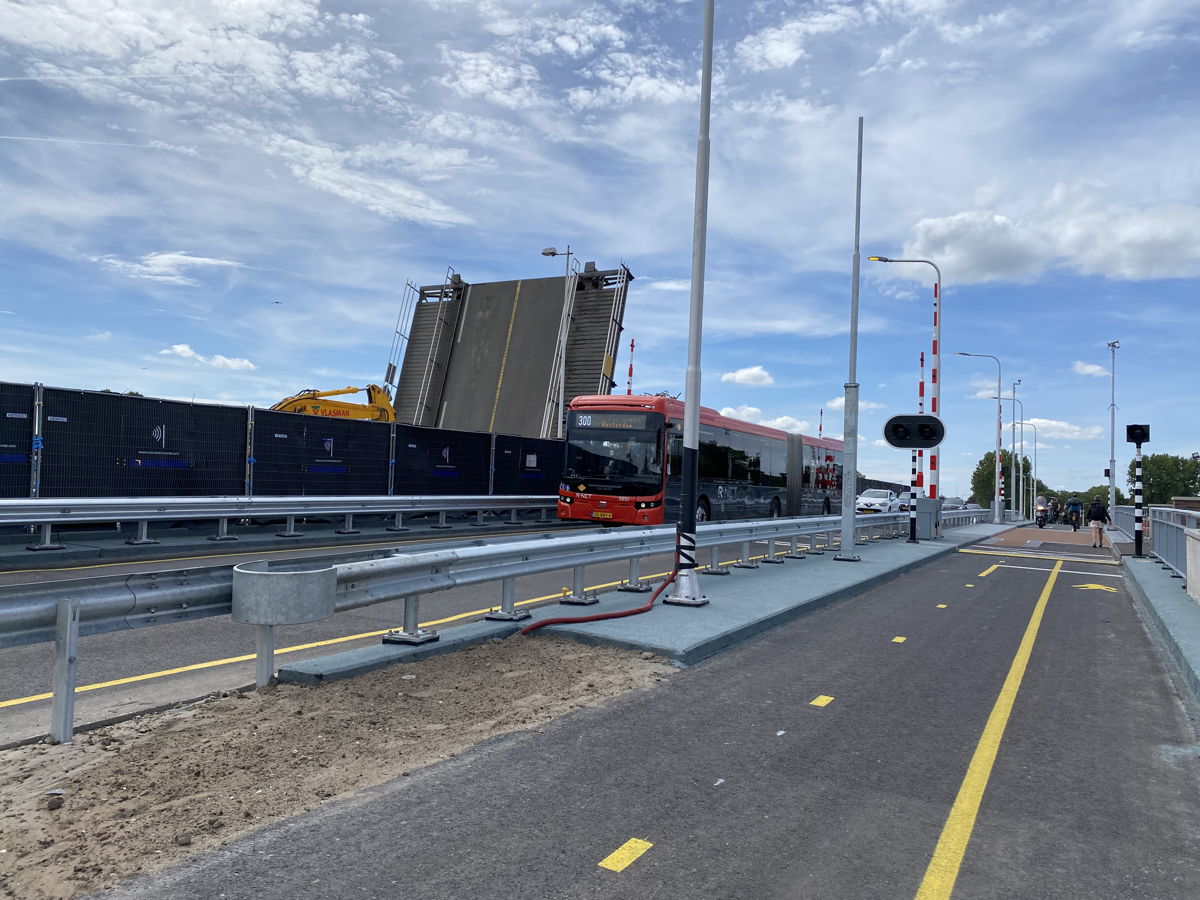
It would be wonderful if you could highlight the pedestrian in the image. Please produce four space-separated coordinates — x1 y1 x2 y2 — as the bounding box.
822 493 831 515
1049 498 1060 524
1086 495 1111 548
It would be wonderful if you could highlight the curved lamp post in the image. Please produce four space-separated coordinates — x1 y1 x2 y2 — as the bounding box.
954 351 1003 524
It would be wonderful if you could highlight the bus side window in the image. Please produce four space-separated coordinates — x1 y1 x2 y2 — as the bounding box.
669 433 682 476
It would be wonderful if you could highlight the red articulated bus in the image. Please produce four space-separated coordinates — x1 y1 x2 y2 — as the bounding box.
557 395 843 526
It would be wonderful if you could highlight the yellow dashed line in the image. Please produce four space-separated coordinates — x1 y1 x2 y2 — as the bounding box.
892 636 907 644
810 695 834 707
978 565 999 577
936 604 948 609
598 838 654 872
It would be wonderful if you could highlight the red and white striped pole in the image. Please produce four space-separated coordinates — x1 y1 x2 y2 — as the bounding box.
819 408 823 439
917 351 925 490
929 278 940 502
626 338 635 395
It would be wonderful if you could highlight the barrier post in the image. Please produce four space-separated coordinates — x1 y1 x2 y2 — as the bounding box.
50 598 80 743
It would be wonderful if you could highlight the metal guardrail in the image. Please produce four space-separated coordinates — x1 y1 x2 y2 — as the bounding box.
0 494 557 550
6 506 996 740
1146 507 1198 582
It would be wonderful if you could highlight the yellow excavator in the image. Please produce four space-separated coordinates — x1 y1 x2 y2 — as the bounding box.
270 385 396 422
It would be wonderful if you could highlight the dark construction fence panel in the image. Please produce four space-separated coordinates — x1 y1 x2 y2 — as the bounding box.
492 434 562 496
0 383 34 498
394 424 490 496
252 411 390 496
40 389 246 498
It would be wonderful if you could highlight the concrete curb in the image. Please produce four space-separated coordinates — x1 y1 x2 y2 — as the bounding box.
1123 555 1200 708
549 536 972 666
277 619 523 685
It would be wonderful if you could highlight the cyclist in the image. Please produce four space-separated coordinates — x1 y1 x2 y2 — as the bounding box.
1065 495 1084 531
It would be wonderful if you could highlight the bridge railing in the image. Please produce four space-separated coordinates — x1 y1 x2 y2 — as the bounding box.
0 494 557 550
1114 505 1198 584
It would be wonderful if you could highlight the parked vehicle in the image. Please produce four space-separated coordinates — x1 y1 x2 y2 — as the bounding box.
897 490 926 511
964 502 982 510
942 496 966 510
856 489 900 513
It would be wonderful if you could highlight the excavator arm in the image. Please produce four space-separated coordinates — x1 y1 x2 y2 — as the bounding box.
270 385 396 422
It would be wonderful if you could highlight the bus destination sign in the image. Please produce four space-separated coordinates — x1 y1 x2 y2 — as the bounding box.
574 412 654 430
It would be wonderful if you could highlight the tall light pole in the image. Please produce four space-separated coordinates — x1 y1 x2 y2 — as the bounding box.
1107 340 1119 521
540 245 576 439
1019 421 1040 513
835 116 865 563
664 0 714 607
867 256 943 505
994 392 1024 515
954 352 1003 524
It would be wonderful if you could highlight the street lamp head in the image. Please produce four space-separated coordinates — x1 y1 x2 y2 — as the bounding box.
1107 340 1120 350
867 256 890 262
541 247 559 257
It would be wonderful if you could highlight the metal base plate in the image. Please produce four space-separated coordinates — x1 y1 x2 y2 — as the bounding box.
382 629 439 645
485 609 532 621
559 595 600 605
618 583 654 593
207 535 238 542
833 554 862 562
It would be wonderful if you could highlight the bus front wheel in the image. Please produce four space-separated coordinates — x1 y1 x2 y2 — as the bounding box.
696 497 711 523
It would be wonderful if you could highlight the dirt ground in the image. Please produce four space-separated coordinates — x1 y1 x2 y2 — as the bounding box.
0 635 674 899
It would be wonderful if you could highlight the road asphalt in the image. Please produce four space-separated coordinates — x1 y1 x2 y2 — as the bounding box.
104 527 1200 899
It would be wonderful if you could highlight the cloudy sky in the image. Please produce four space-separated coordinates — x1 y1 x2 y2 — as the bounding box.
1 0 1198 496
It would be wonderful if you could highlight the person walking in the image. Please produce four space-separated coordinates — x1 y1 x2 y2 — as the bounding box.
1086 495 1111 548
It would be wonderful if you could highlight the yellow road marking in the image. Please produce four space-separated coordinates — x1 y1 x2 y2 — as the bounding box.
892 636 907 643
964 584 974 588
914 560 1063 900
958 548 1119 566
936 604 948 609
998 564 1122 578
810 695 834 707
978 565 999 577
1074 583 1118 592
0 579 641 709
598 838 653 872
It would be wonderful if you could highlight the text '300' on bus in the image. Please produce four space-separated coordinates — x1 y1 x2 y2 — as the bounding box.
557 395 844 526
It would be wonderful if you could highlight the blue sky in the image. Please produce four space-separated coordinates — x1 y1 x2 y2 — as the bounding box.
1 0 1198 497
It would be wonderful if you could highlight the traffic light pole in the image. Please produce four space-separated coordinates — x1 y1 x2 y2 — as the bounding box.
1134 442 1143 558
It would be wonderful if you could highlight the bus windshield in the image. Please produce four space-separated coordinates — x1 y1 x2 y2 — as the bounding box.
563 410 665 495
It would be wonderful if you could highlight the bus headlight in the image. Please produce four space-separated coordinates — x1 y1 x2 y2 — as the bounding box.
559 495 573 504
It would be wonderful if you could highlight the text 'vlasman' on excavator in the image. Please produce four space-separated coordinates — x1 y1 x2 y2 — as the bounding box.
270 385 396 422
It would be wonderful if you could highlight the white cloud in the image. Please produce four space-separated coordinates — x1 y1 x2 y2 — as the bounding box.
84 331 112 342
1072 360 1107 377
826 396 885 411
721 365 774 386
735 6 860 72
159 343 256 370
92 251 244 286
1006 417 1103 441
646 279 690 292
439 48 547 110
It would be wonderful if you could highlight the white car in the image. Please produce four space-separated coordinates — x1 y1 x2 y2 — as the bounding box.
856 489 901 513
897 490 927 511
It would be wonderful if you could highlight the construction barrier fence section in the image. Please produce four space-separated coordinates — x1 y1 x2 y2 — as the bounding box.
0 383 563 500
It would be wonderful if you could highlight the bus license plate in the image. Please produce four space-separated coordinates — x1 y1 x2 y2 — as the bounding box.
591 511 613 519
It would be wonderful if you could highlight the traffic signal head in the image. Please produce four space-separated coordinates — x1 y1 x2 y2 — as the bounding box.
1125 424 1150 445
883 414 945 449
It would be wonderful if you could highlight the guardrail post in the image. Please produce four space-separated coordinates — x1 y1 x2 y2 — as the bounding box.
560 565 598 604
807 531 826 554
383 595 440 644
486 577 531 620
471 509 489 527
509 508 521 525
703 544 731 575
432 510 452 529
618 555 654 592
733 540 759 569
784 535 806 559
538 508 550 524
386 511 409 533
50 597 80 743
255 624 275 687
125 520 158 546
335 513 359 535
208 518 238 542
761 536 784 563
28 523 64 551
276 515 302 538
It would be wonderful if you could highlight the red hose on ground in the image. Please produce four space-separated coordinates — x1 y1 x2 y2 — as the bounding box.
518 567 678 636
